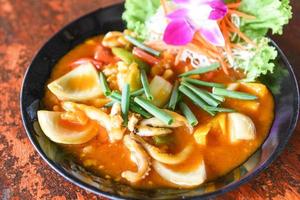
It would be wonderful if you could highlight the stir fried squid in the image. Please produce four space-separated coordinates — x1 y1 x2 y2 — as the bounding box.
121 135 151 182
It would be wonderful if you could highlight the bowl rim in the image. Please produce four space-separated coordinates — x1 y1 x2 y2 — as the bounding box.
20 3 300 200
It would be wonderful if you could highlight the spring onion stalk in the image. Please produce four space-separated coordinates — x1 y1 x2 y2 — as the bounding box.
178 85 216 116
177 93 183 103
109 91 122 101
109 91 152 118
168 80 180 110
124 35 161 57
104 101 115 107
206 107 235 113
131 88 144 97
134 96 173 125
111 47 149 72
130 103 153 118
212 87 258 100
140 69 153 100
207 93 225 102
179 63 220 77
182 82 220 107
179 102 198 126
99 72 111 96
121 84 130 125
182 77 225 88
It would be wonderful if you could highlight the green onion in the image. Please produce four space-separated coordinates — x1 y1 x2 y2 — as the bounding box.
125 35 161 57
104 101 115 107
179 63 220 77
212 87 258 100
178 85 215 116
182 82 220 107
109 91 122 101
179 102 198 126
134 96 173 125
168 80 180 110
131 88 144 97
111 47 149 72
130 103 152 118
177 93 183 103
183 77 225 88
206 107 235 113
121 84 130 125
207 93 225 102
140 69 153 100
99 72 111 96
109 91 152 118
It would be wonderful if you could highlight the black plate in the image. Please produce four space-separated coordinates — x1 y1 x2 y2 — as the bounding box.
20 3 299 200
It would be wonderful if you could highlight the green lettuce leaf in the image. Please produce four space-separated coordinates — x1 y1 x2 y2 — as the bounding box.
258 61 289 95
238 0 292 39
232 38 278 82
122 0 160 40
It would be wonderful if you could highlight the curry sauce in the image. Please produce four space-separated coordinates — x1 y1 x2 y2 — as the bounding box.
42 36 274 189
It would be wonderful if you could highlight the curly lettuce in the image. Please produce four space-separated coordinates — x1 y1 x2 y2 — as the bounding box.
238 0 292 39
232 38 278 82
122 0 160 40
226 0 292 81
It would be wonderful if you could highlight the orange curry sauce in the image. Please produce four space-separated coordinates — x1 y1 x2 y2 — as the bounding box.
43 36 274 189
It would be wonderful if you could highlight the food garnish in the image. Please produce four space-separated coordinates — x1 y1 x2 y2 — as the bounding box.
140 68 154 100
38 0 291 189
179 101 198 126
99 72 111 96
121 84 131 125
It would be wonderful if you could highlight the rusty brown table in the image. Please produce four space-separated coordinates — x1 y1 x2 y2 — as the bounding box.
0 0 299 199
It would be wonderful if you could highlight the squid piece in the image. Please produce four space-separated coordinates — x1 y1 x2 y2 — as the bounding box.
153 159 207 187
140 110 193 133
134 125 172 136
131 134 193 165
109 103 126 142
62 101 109 126
128 113 172 136
61 102 125 142
121 135 151 182
128 113 141 132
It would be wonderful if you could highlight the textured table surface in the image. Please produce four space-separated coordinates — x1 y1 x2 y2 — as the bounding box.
0 0 299 199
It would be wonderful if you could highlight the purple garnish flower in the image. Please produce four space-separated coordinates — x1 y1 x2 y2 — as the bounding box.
163 0 227 46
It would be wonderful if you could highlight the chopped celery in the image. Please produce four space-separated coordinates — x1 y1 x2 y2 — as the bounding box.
112 47 149 72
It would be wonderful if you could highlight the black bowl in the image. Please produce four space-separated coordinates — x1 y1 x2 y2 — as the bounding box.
20 3 299 200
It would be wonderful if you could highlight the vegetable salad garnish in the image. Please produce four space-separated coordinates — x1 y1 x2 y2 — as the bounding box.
38 0 291 189
123 0 292 80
